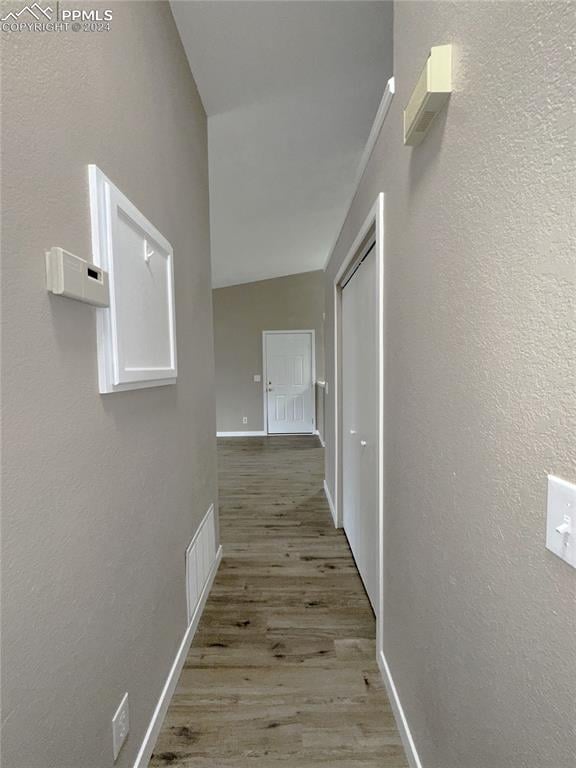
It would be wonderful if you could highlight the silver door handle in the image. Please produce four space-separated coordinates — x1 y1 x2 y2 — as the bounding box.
360 440 367 447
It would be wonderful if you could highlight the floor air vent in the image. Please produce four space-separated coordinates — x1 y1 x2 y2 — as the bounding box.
186 504 217 624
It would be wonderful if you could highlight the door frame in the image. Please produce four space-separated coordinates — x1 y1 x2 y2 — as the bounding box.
333 193 384 649
262 329 316 435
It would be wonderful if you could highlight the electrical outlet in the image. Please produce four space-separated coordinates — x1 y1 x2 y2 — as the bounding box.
112 692 129 761
242 416 248 424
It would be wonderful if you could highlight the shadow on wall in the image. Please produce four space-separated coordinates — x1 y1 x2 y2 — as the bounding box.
408 107 449 196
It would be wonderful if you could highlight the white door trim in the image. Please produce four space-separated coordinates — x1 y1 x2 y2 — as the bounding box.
333 192 385 659
262 330 316 435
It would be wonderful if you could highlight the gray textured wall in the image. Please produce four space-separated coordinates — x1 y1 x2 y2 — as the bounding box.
1 4 217 767
324 2 576 766
213 271 325 432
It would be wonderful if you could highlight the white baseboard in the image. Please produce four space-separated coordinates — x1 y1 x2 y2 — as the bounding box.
216 430 267 437
315 430 325 448
323 479 337 527
378 649 423 768
217 431 320 438
133 545 223 768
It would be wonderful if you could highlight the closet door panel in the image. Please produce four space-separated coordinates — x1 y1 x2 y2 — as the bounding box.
342 278 360 556
341 247 379 611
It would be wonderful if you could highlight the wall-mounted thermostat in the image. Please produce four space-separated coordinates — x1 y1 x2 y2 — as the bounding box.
404 44 453 146
46 247 109 307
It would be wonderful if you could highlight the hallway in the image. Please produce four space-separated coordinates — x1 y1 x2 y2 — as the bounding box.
150 436 408 767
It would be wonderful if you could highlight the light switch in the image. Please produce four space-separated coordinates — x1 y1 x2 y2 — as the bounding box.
253 374 261 382
546 475 576 569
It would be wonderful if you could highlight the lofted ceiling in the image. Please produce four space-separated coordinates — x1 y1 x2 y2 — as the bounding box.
170 1 393 288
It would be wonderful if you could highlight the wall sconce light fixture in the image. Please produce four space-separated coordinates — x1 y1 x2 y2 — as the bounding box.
404 44 453 146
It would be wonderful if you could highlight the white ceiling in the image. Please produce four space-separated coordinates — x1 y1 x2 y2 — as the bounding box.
171 1 393 287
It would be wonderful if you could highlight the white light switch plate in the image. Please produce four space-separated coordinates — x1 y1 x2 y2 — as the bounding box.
112 692 129 761
254 374 261 382
546 475 576 569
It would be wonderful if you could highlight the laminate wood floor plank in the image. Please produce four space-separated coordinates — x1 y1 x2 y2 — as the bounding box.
149 436 408 767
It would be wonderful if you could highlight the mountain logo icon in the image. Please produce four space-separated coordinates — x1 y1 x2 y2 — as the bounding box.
1 3 53 22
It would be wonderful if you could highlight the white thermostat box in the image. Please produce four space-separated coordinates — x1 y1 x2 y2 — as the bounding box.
46 247 110 307
88 165 177 394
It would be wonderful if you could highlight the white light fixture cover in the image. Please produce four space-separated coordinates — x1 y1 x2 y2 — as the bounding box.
404 44 453 146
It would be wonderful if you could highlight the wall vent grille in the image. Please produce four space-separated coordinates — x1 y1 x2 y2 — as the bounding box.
415 110 436 133
185 505 217 624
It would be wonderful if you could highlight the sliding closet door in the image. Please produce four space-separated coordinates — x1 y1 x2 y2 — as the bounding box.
342 273 361 568
341 246 378 611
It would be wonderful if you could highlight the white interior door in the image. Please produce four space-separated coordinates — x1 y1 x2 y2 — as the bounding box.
342 246 378 611
265 332 314 434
